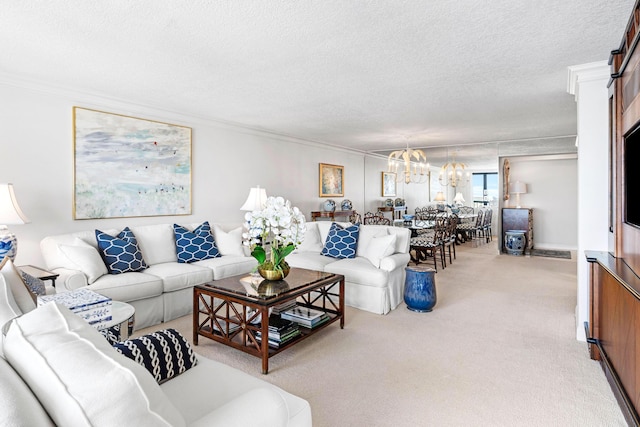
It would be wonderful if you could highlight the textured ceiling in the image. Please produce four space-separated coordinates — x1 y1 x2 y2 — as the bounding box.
0 1 634 156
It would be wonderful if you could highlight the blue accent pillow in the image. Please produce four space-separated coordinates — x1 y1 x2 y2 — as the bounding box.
95 227 147 274
20 271 46 296
113 328 198 384
173 221 220 263
321 222 360 259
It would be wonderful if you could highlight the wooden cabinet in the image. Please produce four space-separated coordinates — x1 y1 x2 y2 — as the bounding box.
501 208 533 255
586 252 640 425
588 3 640 424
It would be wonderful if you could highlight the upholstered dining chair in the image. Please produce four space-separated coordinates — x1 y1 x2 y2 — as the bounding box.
441 213 458 264
349 211 362 224
409 216 446 271
363 212 391 225
459 206 474 215
482 208 493 242
458 209 484 242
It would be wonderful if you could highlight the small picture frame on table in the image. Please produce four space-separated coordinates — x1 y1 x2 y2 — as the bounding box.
382 172 397 197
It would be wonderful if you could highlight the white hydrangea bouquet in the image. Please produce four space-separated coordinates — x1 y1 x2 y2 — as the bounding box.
243 196 306 279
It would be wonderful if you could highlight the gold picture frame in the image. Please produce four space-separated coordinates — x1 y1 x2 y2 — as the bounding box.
382 172 397 197
319 163 344 197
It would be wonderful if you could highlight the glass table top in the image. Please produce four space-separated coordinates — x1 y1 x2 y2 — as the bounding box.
199 268 338 300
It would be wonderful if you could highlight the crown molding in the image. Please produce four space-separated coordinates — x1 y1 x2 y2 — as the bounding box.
567 61 610 99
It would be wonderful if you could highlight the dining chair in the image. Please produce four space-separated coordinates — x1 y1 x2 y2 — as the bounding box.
482 208 493 242
349 211 362 224
409 216 446 271
363 212 391 225
471 209 485 242
459 206 474 215
441 213 458 264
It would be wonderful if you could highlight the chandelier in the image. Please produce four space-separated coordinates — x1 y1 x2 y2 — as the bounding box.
438 155 470 188
387 144 429 184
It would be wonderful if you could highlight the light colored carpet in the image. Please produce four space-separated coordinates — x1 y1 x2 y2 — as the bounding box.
136 240 625 426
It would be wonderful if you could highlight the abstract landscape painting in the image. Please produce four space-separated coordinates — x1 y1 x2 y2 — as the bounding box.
73 107 192 219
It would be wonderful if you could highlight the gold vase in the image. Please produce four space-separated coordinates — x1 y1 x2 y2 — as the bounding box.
258 262 290 281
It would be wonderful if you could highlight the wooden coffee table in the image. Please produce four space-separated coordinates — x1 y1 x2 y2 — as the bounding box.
193 268 345 374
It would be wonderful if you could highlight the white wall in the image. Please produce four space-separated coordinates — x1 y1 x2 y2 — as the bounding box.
1 76 585 282
501 155 578 250
0 81 366 266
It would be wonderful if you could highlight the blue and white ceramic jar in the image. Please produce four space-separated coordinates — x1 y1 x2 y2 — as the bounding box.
323 199 336 212
504 230 526 255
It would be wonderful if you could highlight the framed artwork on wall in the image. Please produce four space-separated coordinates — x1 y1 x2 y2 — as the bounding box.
381 172 397 197
319 163 344 197
73 107 192 219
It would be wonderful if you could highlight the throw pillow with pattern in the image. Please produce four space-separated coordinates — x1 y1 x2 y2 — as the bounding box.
173 221 220 263
321 222 360 259
113 328 198 384
95 227 147 274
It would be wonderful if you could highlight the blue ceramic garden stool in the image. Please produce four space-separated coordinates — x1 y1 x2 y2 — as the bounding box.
404 266 437 312
504 230 526 256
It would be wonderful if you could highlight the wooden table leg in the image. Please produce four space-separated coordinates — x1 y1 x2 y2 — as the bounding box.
261 305 270 374
339 278 345 329
193 289 199 345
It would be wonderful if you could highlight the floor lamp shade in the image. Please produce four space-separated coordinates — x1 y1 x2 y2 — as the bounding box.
240 186 268 211
0 183 30 261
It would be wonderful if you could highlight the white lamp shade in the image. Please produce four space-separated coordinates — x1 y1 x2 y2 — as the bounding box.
240 186 268 211
453 192 465 203
0 184 29 225
509 181 527 194
434 191 446 202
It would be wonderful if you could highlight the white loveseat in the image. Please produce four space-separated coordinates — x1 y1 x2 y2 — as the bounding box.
0 259 312 427
40 222 257 330
286 222 411 314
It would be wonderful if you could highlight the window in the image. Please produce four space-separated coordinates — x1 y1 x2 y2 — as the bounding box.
472 173 498 206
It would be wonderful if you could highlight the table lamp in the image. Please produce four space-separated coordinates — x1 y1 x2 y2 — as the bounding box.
509 181 527 208
434 191 446 212
240 186 268 211
0 183 30 261
453 192 465 206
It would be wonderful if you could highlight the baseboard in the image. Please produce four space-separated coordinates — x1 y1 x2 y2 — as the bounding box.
532 243 577 251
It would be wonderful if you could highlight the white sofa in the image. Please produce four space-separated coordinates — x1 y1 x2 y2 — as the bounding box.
286 222 411 314
0 258 312 427
40 222 258 330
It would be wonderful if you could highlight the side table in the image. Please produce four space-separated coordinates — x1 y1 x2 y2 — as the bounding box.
96 301 136 342
17 264 59 288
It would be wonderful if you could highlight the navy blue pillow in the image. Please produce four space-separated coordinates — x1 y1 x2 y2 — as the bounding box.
173 221 220 263
113 328 198 384
321 222 360 259
95 227 147 274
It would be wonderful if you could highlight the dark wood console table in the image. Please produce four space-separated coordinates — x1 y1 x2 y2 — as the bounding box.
586 251 640 425
311 210 355 221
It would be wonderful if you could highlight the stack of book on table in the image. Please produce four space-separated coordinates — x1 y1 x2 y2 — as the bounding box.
256 316 301 349
37 288 112 327
272 300 297 316
281 306 330 328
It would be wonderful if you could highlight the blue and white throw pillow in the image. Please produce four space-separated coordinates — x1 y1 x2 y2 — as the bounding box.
321 222 360 259
113 328 198 384
95 227 147 274
173 221 220 263
20 271 46 296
